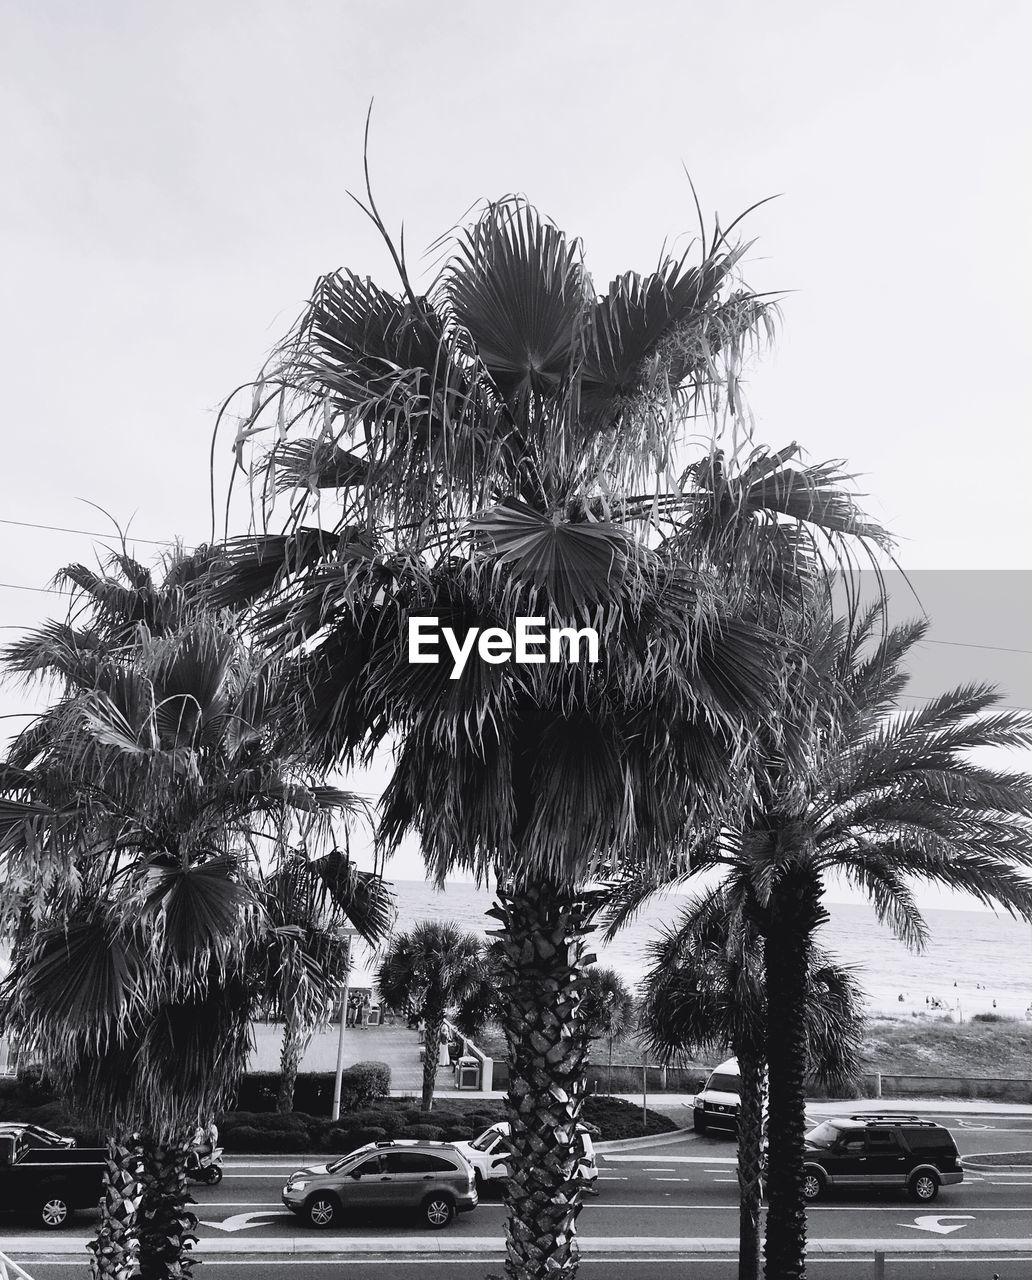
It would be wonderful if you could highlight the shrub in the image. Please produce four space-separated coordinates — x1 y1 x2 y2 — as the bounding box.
340 1062 390 1109
401 1124 445 1141
221 1125 264 1151
349 1126 388 1146
581 1095 677 1140
972 1012 1010 1023
441 1124 472 1142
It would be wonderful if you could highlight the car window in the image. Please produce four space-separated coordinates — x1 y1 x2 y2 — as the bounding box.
706 1073 740 1092
384 1152 456 1174
350 1156 383 1177
840 1136 865 1152
470 1130 501 1153
805 1122 842 1149
866 1132 899 1151
904 1129 953 1152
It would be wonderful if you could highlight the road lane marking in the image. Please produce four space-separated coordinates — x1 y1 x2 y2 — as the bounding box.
900 1215 975 1235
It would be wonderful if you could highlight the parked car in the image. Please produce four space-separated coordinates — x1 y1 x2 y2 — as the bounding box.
801 1114 964 1202
0 1123 76 1150
692 1057 743 1133
0 1126 107 1228
452 1121 599 1192
282 1139 478 1229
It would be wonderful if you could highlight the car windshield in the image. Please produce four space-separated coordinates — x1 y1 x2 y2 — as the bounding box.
706 1073 740 1093
805 1122 844 1149
470 1129 501 1152
326 1147 373 1174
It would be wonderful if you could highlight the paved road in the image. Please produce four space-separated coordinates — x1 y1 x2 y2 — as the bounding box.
5 1110 1030 1277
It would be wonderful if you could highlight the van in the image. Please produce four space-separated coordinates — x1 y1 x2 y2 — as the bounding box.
692 1057 742 1133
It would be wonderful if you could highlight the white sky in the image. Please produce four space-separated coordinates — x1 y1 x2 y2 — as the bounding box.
2 1 1032 897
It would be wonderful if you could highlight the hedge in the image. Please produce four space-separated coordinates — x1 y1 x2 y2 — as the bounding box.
232 1062 390 1113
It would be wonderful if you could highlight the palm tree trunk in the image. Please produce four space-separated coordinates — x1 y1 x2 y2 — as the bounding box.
137 1135 198 1280
421 1007 445 1112
87 1132 144 1280
763 866 824 1280
733 1040 765 1280
277 1021 315 1113
490 880 598 1280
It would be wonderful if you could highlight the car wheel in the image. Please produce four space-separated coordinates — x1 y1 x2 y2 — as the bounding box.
205 1165 223 1185
909 1172 939 1202
422 1193 455 1229
39 1191 71 1229
801 1170 825 1202
693 1112 707 1134
305 1193 341 1228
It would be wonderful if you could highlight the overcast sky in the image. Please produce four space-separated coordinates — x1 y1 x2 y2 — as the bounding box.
2 1 1031 894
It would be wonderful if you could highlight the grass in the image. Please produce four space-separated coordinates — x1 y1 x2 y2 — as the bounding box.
861 1015 1032 1078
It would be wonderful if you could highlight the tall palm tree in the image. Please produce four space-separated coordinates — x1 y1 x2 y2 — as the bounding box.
636 879 864 1280
256 851 395 1113
610 602 1032 1280
0 610 372 1280
374 921 483 1110
211 191 886 1279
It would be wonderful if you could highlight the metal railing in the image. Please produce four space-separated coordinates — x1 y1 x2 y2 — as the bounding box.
0 1252 35 1280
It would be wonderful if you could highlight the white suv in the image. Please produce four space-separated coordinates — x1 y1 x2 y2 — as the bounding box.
693 1057 743 1133
453 1122 598 1192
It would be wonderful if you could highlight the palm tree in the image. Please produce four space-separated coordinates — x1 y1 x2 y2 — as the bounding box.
578 967 636 1094
374 921 483 1110
637 879 864 1280
211 190 886 1279
0 609 373 1280
256 851 395 1113
610 602 1032 1280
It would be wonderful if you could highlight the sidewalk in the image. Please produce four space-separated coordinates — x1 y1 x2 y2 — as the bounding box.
8 1236 1032 1258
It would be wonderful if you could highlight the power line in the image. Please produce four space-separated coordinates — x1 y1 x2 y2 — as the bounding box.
0 517 172 546
919 638 1032 657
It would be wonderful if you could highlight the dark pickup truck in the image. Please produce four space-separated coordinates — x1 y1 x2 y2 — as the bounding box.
0 1127 107 1228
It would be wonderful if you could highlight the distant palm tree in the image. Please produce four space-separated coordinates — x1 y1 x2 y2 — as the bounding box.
578 967 636 1094
375 922 484 1110
0 604 370 1280
637 879 864 1280
256 852 395 1113
610 602 1032 1280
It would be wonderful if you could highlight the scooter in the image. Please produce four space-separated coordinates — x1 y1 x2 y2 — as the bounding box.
185 1144 224 1185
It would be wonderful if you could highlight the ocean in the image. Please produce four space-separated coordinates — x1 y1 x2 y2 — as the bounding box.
350 880 1032 1023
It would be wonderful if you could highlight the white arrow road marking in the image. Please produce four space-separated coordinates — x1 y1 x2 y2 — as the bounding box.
900 1214 975 1236
198 1211 293 1232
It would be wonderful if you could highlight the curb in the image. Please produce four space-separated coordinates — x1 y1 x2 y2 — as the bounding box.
963 1150 1032 1172
7 1236 1032 1258
595 1127 693 1153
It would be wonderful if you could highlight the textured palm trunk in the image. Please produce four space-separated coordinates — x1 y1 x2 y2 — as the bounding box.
733 1041 765 1280
421 1006 445 1112
489 881 597 1280
137 1136 198 1280
277 1021 315 1113
763 865 824 1280
87 1132 144 1280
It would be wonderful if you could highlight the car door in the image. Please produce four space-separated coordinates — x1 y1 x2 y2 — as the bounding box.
488 1134 513 1181
339 1153 386 1209
864 1130 908 1187
829 1134 867 1186
383 1151 440 1209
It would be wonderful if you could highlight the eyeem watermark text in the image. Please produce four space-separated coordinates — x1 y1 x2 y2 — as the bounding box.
408 617 600 680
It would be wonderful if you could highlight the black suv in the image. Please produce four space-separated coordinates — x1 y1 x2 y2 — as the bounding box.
801 1114 964 1203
